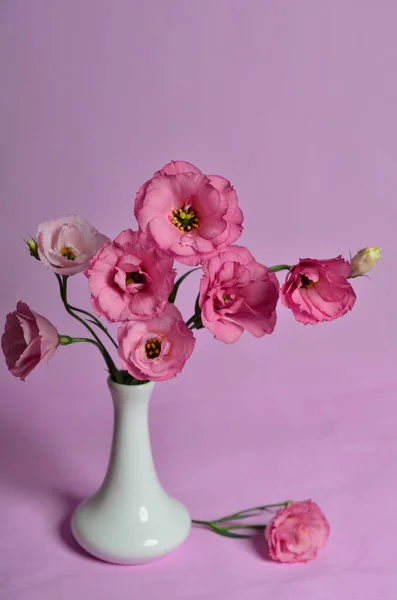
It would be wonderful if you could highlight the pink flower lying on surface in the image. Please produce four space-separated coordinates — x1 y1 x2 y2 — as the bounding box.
117 304 195 381
280 256 356 325
1 302 59 381
265 500 330 563
37 215 110 276
199 246 279 343
85 229 176 322
134 160 243 266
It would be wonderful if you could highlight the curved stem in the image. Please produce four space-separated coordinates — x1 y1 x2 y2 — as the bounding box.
191 520 253 539
169 268 200 304
56 275 120 382
214 501 290 524
66 305 118 349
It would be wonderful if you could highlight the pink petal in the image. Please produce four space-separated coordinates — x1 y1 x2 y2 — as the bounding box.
148 217 183 250
157 160 202 176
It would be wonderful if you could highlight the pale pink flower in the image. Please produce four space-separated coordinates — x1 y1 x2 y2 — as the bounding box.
199 246 279 344
280 256 356 324
265 500 330 563
1 302 59 381
117 304 195 381
134 160 243 266
85 229 176 323
37 215 110 276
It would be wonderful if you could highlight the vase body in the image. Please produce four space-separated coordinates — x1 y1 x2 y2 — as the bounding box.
71 379 191 564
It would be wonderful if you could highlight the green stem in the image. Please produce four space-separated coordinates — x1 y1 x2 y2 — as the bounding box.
214 501 291 524
169 268 200 304
191 520 253 539
56 275 121 383
58 335 98 346
227 524 266 530
268 264 291 273
66 305 118 349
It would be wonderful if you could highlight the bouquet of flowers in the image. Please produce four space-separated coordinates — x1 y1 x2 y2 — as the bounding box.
1 160 381 563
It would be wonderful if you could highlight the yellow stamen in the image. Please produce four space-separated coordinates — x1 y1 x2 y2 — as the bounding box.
60 247 76 261
145 337 162 360
170 206 200 232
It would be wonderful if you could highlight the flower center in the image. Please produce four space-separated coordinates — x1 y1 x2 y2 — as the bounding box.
60 247 76 261
125 271 146 285
214 292 235 310
145 338 162 359
170 206 199 232
300 274 315 288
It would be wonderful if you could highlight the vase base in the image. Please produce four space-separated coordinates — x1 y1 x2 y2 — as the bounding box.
71 495 191 565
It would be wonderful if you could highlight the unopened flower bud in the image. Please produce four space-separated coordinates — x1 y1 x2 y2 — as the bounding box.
26 239 40 261
351 247 381 277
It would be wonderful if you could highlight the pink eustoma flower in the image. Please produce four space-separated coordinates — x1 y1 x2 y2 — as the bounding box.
199 246 279 344
134 160 243 266
85 229 176 323
280 256 356 324
265 500 330 563
117 304 195 382
37 215 110 276
1 302 59 381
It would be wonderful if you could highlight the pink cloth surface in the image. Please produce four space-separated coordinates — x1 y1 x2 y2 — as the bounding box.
1 1 396 598
1 376 396 600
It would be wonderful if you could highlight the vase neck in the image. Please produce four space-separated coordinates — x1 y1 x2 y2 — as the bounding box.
102 380 159 494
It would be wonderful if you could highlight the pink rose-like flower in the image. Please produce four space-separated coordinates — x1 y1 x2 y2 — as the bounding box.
266 500 330 563
134 160 243 266
117 304 195 381
199 246 279 344
1 302 59 381
85 229 176 323
37 215 110 276
280 256 356 325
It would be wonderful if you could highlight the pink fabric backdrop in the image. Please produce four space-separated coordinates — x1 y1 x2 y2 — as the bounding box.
0 1 396 598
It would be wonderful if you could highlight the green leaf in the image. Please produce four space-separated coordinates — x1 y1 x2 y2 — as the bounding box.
193 314 204 330
194 293 200 315
168 268 200 304
119 370 150 386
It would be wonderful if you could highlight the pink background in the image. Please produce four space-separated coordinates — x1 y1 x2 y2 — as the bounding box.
1 1 396 598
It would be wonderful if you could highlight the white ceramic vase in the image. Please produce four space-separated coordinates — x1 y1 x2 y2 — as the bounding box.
71 378 191 564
